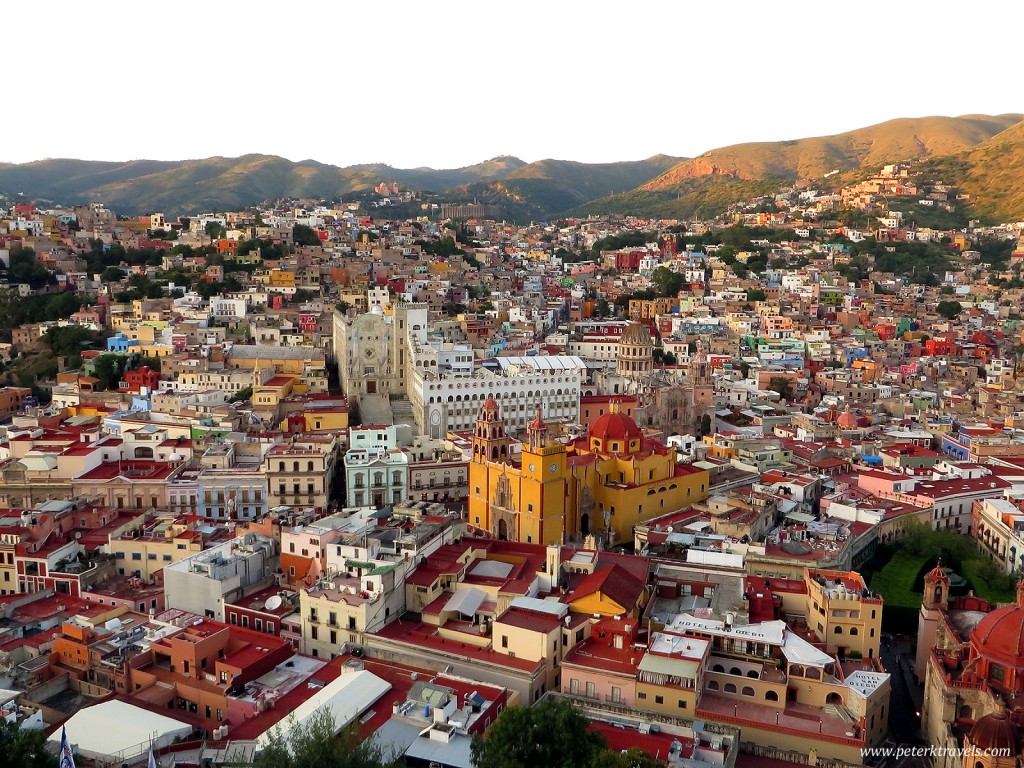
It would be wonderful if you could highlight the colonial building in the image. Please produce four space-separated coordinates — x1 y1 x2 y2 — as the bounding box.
919 565 1024 768
469 398 709 547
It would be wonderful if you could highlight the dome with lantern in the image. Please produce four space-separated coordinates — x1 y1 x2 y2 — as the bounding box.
587 401 642 454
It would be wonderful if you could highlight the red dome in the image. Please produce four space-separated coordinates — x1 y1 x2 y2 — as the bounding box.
836 407 859 430
924 562 950 584
972 604 1024 664
589 411 642 444
481 395 499 411
968 710 1017 753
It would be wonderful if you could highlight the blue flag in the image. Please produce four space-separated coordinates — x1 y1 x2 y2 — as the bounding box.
59 726 75 768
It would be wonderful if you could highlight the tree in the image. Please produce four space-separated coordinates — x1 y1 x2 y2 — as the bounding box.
746 289 766 302
230 386 253 403
252 708 396 768
43 325 99 365
0 720 57 768
651 266 684 297
336 301 352 314
936 300 963 320
592 747 666 768
6 248 56 289
699 413 712 437
100 266 126 282
471 698 607 768
292 224 322 247
767 376 795 401
91 354 123 390
205 221 227 243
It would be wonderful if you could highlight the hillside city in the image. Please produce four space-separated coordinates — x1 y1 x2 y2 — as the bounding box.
2 159 1024 768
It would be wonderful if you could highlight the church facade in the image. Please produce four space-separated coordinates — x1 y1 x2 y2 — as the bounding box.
469 397 709 548
595 320 714 437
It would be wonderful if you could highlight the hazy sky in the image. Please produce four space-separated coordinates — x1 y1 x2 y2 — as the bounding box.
7 1 1018 169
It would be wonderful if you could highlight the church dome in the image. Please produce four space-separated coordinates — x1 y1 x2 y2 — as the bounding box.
924 562 950 585
589 410 642 444
619 321 653 348
481 395 499 412
968 710 1017 754
836 407 859 430
973 604 1024 664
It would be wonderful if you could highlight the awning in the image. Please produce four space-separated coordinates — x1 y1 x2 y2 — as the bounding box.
782 631 835 667
638 653 699 678
785 511 815 523
443 587 487 617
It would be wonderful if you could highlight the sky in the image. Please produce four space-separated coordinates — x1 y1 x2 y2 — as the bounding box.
6 0 1019 170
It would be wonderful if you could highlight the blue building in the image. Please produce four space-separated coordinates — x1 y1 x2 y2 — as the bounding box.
107 333 140 353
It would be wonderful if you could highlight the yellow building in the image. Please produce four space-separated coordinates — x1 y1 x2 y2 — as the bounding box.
804 568 883 660
108 516 204 580
267 269 296 290
469 399 708 547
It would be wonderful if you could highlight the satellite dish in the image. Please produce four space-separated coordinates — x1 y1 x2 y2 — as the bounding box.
265 595 283 611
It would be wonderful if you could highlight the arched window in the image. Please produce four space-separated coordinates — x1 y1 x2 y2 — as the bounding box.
765 690 779 702
834 626 843 634
742 686 755 697
849 627 859 636
746 670 759 678
724 683 737 694
712 664 724 673
730 667 742 676
708 680 719 691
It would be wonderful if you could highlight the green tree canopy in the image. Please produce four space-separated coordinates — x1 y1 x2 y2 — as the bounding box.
205 221 227 242
767 375 795 401
471 698 607 768
650 266 684 297
0 719 58 768
746 289 767 302
292 224 322 247
100 266 126 282
6 248 57 289
43 325 100 365
252 708 396 768
936 300 963 320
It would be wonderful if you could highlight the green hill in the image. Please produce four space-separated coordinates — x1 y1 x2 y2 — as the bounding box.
642 114 1023 191
935 120 1024 222
2 114 1023 220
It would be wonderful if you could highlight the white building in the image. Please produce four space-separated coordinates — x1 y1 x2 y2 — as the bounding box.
344 427 410 509
163 533 277 620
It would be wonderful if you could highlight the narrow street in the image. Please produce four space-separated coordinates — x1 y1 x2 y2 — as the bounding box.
877 635 932 768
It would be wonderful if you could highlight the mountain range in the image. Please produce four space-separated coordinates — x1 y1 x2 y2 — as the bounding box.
2 113 1024 222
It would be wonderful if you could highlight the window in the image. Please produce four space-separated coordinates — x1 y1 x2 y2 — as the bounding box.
678 699 687 709
131 552 142 561
585 681 595 698
655 695 664 705
501 635 509 648
569 679 579 694
311 627 318 640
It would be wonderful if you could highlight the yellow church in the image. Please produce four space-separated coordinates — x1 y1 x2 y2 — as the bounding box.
469 397 709 547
